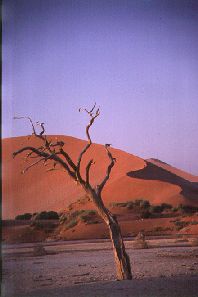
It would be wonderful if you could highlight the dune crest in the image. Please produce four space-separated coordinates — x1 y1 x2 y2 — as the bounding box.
2 135 198 219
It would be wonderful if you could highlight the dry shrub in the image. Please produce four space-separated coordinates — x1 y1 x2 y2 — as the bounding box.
132 232 148 249
188 238 198 247
33 244 47 256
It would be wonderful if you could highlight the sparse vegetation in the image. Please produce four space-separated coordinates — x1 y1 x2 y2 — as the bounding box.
59 214 68 224
149 205 164 213
34 211 59 220
174 219 198 231
16 211 59 221
15 213 32 220
30 220 58 232
65 218 78 229
154 226 172 232
110 200 175 217
110 199 151 210
161 203 172 210
140 210 152 219
188 238 198 247
178 204 198 214
171 204 198 214
135 199 150 209
174 221 189 230
79 210 97 223
62 209 99 228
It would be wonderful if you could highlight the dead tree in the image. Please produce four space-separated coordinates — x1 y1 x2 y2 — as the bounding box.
13 105 132 280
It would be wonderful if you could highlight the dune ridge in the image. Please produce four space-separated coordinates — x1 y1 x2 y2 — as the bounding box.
2 135 198 219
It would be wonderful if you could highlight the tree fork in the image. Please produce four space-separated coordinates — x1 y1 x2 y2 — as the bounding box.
13 104 132 280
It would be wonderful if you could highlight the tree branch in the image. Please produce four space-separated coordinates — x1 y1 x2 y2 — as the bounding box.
22 157 46 174
13 116 77 171
13 106 101 191
13 146 76 179
76 104 100 183
60 148 77 171
85 159 94 186
14 117 55 153
14 116 37 135
96 145 115 195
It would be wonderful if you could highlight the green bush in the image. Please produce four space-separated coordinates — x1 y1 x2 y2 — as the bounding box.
65 218 78 229
174 220 189 230
139 200 150 209
110 199 150 210
15 213 32 220
79 210 97 223
126 202 134 209
140 210 152 219
35 211 59 220
160 203 172 210
63 209 97 228
172 207 179 212
178 205 198 214
30 221 45 229
134 200 143 207
83 210 96 216
149 205 163 213
149 203 172 213
110 202 131 208
190 221 198 225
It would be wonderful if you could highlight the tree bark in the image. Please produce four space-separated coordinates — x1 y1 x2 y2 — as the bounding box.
108 213 132 280
13 108 132 280
89 190 132 280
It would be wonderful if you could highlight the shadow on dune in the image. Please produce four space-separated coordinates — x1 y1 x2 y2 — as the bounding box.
127 161 198 202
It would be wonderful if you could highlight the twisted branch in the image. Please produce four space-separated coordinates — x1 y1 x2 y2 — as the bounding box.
76 104 100 184
60 149 77 171
13 116 77 172
85 159 94 185
22 157 46 174
96 144 115 195
13 106 115 198
14 116 37 135
13 146 76 179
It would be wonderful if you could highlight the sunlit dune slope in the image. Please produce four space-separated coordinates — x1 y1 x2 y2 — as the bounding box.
2 135 198 219
2 135 144 219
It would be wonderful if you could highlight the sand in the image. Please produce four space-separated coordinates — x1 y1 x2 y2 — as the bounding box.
2 239 198 297
3 135 198 220
2 135 144 219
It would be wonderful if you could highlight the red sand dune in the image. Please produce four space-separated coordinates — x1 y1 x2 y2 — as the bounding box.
147 158 198 183
2 135 198 219
57 217 179 241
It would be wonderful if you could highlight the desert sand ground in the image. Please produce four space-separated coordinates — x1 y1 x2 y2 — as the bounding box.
2 238 198 297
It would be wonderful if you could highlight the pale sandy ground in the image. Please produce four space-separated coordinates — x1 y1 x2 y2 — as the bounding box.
2 239 198 297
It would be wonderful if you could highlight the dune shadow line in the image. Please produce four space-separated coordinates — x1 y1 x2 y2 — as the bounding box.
127 161 198 202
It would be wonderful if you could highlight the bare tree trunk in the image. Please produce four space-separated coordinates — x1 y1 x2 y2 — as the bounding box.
108 213 132 280
89 190 132 280
13 106 132 281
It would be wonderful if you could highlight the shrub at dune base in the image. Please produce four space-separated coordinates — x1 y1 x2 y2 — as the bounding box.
15 213 32 220
33 211 60 220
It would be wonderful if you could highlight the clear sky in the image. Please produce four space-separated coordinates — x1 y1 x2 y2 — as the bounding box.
3 0 198 175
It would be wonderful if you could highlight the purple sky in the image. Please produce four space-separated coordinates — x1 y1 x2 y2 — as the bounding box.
3 0 198 175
